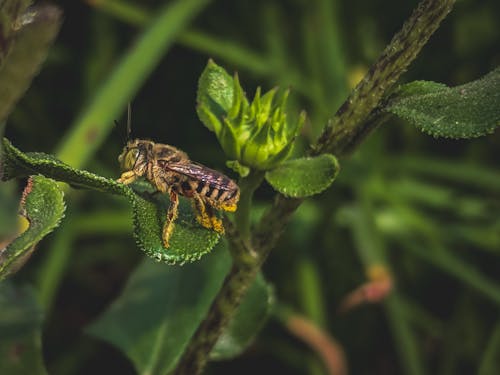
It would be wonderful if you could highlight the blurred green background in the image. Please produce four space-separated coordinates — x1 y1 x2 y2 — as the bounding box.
2 0 500 374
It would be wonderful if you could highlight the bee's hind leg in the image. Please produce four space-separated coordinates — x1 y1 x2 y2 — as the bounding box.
192 194 224 234
162 190 179 248
206 205 224 234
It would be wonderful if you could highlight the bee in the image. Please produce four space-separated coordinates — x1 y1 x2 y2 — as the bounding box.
117 139 240 248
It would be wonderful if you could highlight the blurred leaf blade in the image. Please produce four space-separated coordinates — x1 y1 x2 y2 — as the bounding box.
477 320 500 375
0 0 31 62
393 155 500 192
384 293 425 375
376 196 500 305
345 203 426 375
86 242 232 374
0 3 62 122
0 175 65 280
0 282 47 375
385 67 500 138
402 241 500 306
211 272 274 360
88 1 288 83
56 0 211 168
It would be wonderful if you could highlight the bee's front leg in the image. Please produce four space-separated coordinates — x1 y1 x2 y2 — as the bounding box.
162 189 179 248
117 170 138 185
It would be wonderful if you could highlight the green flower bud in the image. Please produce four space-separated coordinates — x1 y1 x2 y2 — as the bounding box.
197 60 305 174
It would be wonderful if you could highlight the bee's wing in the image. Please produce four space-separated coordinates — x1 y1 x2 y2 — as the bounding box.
165 162 232 190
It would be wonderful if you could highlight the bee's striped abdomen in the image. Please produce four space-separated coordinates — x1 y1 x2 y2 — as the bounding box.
189 173 239 211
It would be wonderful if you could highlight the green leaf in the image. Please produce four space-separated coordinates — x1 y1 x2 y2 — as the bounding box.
196 59 235 131
385 67 500 138
0 282 47 375
211 272 274 360
1 138 126 195
478 320 500 375
86 242 232 374
1 138 220 264
0 3 62 122
131 189 221 265
0 175 65 280
265 154 339 198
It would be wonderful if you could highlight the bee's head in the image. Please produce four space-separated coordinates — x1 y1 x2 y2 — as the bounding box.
118 139 152 173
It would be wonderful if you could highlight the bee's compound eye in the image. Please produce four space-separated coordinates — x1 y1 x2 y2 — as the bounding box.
120 148 140 170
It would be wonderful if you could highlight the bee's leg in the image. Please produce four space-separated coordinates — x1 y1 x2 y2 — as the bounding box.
117 170 138 185
192 194 225 234
162 190 179 248
206 204 225 234
191 194 212 229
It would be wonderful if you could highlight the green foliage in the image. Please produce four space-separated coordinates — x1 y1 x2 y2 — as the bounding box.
211 272 274 360
0 2 61 122
0 0 31 60
478 322 500 375
0 175 65 280
1 138 220 264
265 154 339 198
1 0 499 374
87 243 229 374
88 244 273 371
0 282 47 375
385 67 500 138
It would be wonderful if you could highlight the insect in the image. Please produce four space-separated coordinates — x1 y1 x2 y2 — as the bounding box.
117 139 240 248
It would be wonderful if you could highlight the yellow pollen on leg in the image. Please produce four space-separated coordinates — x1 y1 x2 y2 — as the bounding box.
196 214 213 230
162 221 174 248
221 202 237 212
210 217 225 234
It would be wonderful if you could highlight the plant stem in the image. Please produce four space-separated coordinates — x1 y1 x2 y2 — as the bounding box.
234 170 265 243
171 196 302 375
171 261 258 375
171 0 456 373
314 0 455 157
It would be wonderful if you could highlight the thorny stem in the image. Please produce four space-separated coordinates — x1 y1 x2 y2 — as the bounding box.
171 0 455 373
171 261 258 375
313 0 456 157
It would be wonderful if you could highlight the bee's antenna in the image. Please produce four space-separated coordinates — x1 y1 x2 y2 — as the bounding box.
126 102 132 141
